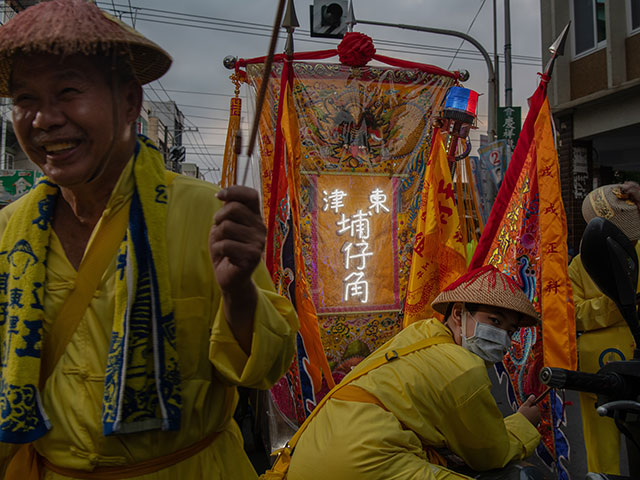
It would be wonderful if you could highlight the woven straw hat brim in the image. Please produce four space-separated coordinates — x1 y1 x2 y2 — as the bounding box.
431 272 540 327
582 184 640 242
0 0 172 97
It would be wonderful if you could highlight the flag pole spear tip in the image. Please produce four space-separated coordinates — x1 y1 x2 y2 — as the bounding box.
283 0 300 30
347 0 356 32
283 0 298 55
549 22 571 56
544 21 571 77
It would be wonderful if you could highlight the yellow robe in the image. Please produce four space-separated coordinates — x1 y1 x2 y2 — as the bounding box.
0 160 299 479
569 247 639 475
287 319 540 480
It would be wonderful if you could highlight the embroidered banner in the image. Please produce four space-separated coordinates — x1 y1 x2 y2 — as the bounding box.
245 60 455 428
470 75 576 480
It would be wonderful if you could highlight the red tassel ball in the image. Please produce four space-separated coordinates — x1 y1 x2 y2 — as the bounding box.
337 32 376 67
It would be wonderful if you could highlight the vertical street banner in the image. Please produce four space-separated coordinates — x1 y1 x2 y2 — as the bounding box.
0 170 42 206
478 139 508 187
498 105 522 151
244 58 456 429
469 155 495 224
470 75 576 480
474 140 508 223
572 146 589 200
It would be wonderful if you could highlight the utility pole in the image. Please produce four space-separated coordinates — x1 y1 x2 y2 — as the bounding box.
0 98 6 170
0 4 7 170
492 0 499 135
504 0 512 107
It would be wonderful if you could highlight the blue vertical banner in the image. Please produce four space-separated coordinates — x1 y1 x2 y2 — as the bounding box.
478 139 508 186
472 140 508 223
469 156 489 224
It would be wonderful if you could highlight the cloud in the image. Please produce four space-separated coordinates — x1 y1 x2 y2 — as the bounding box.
115 0 542 179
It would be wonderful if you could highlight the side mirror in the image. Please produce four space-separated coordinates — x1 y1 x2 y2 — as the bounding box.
580 217 640 357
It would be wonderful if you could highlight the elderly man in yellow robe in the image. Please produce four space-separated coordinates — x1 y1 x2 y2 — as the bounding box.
0 0 299 478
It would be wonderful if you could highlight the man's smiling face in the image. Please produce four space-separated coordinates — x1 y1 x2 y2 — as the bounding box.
10 53 139 188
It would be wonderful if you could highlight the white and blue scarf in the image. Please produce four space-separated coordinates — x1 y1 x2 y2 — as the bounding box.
0 136 181 443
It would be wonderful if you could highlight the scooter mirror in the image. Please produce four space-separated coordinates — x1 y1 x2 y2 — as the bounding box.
580 217 640 355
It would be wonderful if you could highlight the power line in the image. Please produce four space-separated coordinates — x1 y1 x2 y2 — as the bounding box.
184 125 234 130
97 2 542 66
97 1 233 180
448 0 488 69
184 127 217 171
187 113 249 123
102 2 272 30
179 148 227 153
144 83 221 173
178 103 244 113
173 99 222 172
142 15 541 67
162 89 232 97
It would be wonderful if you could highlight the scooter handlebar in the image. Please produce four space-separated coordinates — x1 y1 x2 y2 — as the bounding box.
539 367 626 396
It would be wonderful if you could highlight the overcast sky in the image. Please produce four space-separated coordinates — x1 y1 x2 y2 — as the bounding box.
96 0 543 184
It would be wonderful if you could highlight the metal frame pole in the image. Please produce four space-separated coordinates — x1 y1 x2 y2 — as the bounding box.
493 0 499 138
0 99 6 170
0 3 7 170
354 18 498 141
504 0 513 107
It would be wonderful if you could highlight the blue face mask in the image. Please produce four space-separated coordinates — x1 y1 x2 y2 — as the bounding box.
460 309 512 363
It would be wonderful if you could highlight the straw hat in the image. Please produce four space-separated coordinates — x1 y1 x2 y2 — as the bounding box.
0 0 172 97
431 265 539 326
582 183 640 242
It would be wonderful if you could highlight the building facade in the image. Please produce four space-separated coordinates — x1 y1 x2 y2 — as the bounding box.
0 0 39 171
541 0 640 253
181 162 201 179
144 100 186 172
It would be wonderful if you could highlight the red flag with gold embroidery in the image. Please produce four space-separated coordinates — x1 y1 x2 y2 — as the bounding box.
469 73 576 479
404 129 467 326
469 75 576 370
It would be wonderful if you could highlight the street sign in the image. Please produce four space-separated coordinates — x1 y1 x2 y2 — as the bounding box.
310 0 348 38
0 170 42 206
169 145 186 163
497 106 521 150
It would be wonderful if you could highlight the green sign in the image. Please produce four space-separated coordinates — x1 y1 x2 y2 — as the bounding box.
497 106 521 148
0 170 42 206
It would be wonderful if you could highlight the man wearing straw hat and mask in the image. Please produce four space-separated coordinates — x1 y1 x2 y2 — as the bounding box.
569 181 640 476
280 265 541 480
0 0 299 478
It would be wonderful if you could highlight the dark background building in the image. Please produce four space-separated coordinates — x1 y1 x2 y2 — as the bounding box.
541 0 640 255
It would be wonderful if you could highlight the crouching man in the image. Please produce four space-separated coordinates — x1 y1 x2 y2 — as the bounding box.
284 266 540 480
